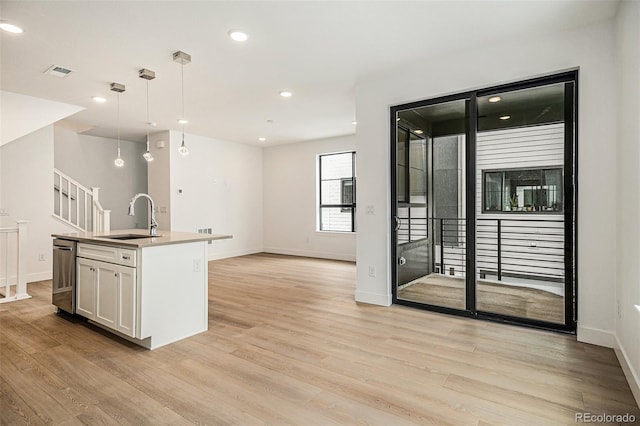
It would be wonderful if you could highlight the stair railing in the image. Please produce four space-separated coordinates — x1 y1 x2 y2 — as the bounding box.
0 220 29 303
53 168 110 232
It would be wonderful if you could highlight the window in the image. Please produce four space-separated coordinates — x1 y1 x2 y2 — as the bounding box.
318 151 356 232
483 168 563 213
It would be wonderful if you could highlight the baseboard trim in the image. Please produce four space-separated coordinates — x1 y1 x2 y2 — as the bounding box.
615 336 640 408
28 271 52 283
207 248 262 261
576 324 616 348
355 290 392 306
263 247 356 262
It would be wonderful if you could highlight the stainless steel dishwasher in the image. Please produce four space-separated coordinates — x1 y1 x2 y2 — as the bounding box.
52 238 76 314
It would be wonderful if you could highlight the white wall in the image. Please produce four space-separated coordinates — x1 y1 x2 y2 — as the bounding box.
354 20 618 347
263 135 356 261
0 126 74 282
54 124 148 230
147 130 172 232
1 91 83 146
615 0 640 405
149 130 263 260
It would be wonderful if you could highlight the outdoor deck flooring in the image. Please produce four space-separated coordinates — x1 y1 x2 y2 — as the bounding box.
398 274 565 323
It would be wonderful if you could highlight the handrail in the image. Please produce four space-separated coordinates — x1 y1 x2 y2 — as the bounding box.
397 215 565 283
0 221 30 304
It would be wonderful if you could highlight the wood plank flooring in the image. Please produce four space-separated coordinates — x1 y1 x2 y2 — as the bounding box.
398 274 565 324
1 253 638 425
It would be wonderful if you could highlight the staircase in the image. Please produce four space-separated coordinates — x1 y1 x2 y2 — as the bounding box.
53 168 111 233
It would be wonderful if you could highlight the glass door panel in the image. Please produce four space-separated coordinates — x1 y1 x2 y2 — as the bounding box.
475 82 569 324
395 99 468 310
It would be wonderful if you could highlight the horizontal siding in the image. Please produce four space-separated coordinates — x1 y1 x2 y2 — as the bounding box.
476 123 565 281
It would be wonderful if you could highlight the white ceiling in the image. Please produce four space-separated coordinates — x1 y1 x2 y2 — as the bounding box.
0 0 618 146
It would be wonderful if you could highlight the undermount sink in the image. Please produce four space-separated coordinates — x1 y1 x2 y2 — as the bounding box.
97 233 162 240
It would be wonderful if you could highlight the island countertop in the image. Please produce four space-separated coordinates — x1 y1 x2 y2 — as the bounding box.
51 229 232 248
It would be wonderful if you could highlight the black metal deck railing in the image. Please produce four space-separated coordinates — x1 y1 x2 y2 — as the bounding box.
397 215 565 283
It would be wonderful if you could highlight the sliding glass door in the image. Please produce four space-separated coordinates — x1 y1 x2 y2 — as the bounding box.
393 99 469 312
391 71 577 332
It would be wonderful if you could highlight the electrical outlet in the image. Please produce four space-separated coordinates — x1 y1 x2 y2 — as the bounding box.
368 266 376 277
0 209 8 216
38 253 45 261
366 205 375 215
193 259 201 272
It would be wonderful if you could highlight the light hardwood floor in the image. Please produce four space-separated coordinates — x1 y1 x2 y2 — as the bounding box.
1 253 638 425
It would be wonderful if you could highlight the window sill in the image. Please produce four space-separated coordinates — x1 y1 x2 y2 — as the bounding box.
315 231 356 238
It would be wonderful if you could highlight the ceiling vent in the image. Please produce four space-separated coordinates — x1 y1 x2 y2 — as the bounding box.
43 64 73 78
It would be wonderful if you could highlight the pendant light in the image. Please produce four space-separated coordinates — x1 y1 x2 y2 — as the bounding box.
139 68 156 162
110 82 125 167
173 51 191 156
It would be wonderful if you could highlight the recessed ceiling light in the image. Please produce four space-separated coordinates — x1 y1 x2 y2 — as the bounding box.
499 115 511 120
414 129 424 135
489 96 502 103
177 118 188 124
279 91 292 98
0 21 24 34
92 96 106 103
352 121 357 125
258 137 266 142
228 30 248 42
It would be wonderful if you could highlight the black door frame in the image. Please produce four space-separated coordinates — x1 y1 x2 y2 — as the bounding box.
390 70 578 333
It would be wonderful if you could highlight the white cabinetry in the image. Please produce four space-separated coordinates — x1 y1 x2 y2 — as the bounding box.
64 237 212 350
76 244 137 337
76 258 96 319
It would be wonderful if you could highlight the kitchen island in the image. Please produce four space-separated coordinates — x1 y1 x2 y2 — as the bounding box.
51 229 232 349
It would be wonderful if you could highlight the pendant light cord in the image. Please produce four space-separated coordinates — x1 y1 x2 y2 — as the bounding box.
146 79 150 149
117 92 121 155
181 61 185 121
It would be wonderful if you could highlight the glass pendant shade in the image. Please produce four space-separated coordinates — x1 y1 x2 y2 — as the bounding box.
178 132 189 156
143 138 154 162
114 147 124 167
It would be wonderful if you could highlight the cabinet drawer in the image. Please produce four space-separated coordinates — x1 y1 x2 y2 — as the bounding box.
78 243 119 263
117 249 136 267
78 243 137 267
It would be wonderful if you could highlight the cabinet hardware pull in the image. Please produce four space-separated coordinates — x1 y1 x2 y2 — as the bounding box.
115 273 118 277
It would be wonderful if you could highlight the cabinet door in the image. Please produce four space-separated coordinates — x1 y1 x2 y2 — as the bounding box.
94 263 118 329
76 258 96 319
116 266 136 337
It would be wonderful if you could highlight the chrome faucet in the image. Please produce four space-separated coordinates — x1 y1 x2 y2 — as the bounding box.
128 193 158 236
